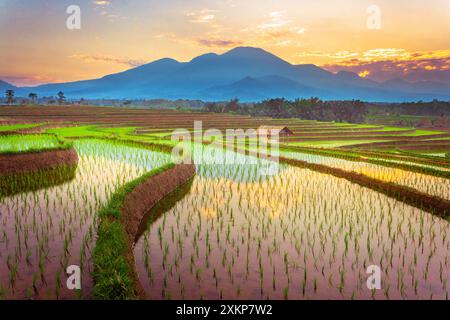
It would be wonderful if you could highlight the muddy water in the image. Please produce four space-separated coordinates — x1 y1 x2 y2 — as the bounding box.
0 140 170 299
134 163 450 300
281 151 450 200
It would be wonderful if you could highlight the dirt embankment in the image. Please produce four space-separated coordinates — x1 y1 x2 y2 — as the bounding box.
0 148 79 176
119 163 196 298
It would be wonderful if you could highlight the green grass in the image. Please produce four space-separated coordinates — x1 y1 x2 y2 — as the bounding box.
93 163 176 300
0 123 41 132
0 134 66 154
398 129 446 136
377 126 412 132
92 126 138 136
286 140 389 148
46 125 111 138
46 125 179 149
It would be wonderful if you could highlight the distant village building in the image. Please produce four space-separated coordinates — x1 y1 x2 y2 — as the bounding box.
257 126 294 137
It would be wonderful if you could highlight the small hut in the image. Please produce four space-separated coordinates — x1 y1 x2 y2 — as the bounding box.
257 126 294 137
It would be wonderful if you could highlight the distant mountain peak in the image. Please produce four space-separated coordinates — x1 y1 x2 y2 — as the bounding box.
383 78 411 85
190 52 219 63
222 46 289 63
336 70 361 80
5 46 450 102
0 80 16 89
224 46 271 56
152 57 180 64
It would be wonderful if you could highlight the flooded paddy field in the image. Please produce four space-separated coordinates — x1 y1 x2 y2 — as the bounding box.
0 140 170 299
0 116 449 300
134 160 450 300
281 151 450 200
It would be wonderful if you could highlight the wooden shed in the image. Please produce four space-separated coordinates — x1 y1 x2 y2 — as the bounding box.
257 126 294 137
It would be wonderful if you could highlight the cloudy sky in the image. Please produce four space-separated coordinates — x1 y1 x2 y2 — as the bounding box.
1 0 449 86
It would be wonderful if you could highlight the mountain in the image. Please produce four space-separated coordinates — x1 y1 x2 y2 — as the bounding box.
202 75 327 101
7 47 450 102
0 80 16 92
381 78 450 95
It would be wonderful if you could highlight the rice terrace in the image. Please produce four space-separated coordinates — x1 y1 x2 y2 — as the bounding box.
0 105 449 300
1 0 450 306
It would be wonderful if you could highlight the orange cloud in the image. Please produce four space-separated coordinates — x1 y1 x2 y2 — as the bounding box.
70 54 147 67
0 75 61 87
197 39 243 47
358 70 370 78
186 9 217 24
322 50 450 83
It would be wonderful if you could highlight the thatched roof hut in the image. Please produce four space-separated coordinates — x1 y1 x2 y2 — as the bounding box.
257 126 294 136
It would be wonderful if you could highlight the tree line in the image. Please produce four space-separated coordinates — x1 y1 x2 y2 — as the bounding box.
3 90 66 105
204 98 368 123
203 98 450 124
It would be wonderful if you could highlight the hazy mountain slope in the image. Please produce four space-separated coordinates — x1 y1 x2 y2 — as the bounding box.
4 47 450 101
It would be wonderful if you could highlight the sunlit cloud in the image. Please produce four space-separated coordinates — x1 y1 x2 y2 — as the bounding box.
93 1 111 5
358 70 370 78
295 50 359 59
322 50 450 83
362 48 410 60
93 0 111 7
258 11 291 30
0 75 61 87
1 0 448 86
92 0 123 22
70 54 146 67
241 11 306 48
187 9 217 24
197 39 243 47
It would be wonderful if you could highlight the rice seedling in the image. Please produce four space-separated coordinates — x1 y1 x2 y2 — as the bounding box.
0 139 170 299
0 134 60 153
134 146 450 300
282 150 450 200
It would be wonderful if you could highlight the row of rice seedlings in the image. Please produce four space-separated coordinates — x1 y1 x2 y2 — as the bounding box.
0 140 170 299
0 134 59 153
281 151 450 200
135 162 450 300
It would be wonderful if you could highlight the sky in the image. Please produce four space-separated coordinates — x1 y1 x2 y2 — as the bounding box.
0 0 449 86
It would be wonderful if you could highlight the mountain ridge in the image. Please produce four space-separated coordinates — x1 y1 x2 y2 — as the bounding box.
2 47 450 102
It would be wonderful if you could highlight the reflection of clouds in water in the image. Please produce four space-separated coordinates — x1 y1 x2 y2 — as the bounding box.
0 140 171 299
190 143 286 183
196 163 288 183
74 139 170 170
282 150 450 200
136 165 450 300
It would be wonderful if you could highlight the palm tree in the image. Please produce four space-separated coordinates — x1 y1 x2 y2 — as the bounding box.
5 90 14 105
28 93 38 104
57 91 66 104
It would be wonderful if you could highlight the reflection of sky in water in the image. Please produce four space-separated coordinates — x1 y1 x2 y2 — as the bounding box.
281 150 450 200
0 140 171 299
135 165 450 300
175 142 287 182
74 139 170 171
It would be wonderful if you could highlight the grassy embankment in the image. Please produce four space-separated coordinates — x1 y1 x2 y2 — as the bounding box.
93 163 176 299
0 134 73 155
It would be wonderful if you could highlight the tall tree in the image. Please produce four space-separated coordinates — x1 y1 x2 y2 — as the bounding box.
28 93 38 104
57 91 66 104
5 90 14 105
225 99 240 112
